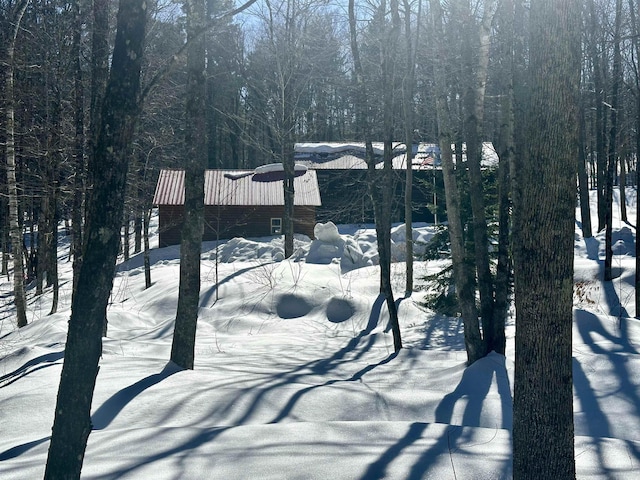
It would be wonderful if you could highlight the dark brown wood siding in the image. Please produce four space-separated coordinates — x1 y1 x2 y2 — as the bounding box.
158 205 316 247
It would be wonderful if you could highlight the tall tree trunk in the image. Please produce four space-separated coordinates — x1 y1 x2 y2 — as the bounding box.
380 0 402 351
349 0 402 352
630 0 640 316
492 0 516 357
282 140 295 258
72 0 110 303
143 207 152 289
604 0 622 281
44 2 147 477
1 218 8 277
512 0 580 476
170 0 207 370
620 150 627 222
588 0 607 232
134 169 143 254
402 0 420 295
122 209 130 261
48 201 59 316
430 0 484 365
460 0 497 352
275 0 296 259
45 86 61 314
578 102 592 238
71 0 85 292
4 0 30 329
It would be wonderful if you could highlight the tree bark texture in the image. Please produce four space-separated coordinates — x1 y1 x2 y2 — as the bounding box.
71 0 109 304
4 0 30 329
44 1 147 477
631 0 640 316
170 0 207 370
430 0 484 365
402 0 419 295
577 103 592 239
44 101 61 314
460 0 497 353
71 0 86 295
492 0 516 356
512 0 580 477
349 0 402 352
587 0 607 232
604 0 622 282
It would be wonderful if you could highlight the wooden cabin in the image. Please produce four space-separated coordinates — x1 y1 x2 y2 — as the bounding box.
153 169 322 247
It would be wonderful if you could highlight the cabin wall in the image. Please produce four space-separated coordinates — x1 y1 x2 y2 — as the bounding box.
314 169 444 225
157 205 317 248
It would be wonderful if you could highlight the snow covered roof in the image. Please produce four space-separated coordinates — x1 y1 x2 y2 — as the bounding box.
153 169 322 207
294 142 498 170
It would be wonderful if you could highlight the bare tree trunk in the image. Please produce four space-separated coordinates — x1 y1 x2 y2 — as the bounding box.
380 0 402 351
4 0 30 329
48 207 59 315
44 1 147 477
604 0 622 282
430 0 483 365
45 103 61 314
71 0 109 304
122 209 130 261
282 141 295 258
491 0 517 356
143 207 152 289
588 0 607 232
402 0 420 295
349 0 402 352
578 102 592 238
71 0 85 292
512 0 580 476
630 0 640 317
1 222 8 277
134 172 143 254
170 0 207 370
460 0 497 352
620 150 627 222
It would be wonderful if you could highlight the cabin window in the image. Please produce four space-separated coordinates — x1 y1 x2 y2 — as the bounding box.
270 218 282 235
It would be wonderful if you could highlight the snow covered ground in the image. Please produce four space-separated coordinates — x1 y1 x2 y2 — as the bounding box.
0 189 639 479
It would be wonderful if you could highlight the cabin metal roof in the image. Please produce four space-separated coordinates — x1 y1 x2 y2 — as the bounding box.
294 142 498 170
153 169 322 207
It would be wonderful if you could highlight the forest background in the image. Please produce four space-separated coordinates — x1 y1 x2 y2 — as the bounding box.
1 0 638 479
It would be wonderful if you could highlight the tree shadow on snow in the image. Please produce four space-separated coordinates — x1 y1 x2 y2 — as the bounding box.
601 271 633 319
91 362 182 430
575 309 640 473
198 263 266 308
573 357 623 479
0 350 64 389
237 294 389 425
0 436 50 461
361 353 512 480
91 295 396 477
401 313 466 352
575 309 637 357
142 294 387 433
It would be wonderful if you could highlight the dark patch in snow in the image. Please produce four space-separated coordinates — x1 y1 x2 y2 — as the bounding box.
612 227 635 256
325 297 355 323
276 294 313 319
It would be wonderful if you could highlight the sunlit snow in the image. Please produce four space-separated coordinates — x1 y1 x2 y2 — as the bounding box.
0 189 639 478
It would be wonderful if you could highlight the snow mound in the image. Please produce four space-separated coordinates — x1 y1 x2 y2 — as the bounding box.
306 222 371 272
314 221 341 243
211 235 310 263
